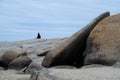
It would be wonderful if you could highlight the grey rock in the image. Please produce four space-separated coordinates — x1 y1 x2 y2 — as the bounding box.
0 69 30 80
8 56 32 70
28 63 59 80
29 71 39 80
24 62 49 74
50 67 120 80
32 57 45 66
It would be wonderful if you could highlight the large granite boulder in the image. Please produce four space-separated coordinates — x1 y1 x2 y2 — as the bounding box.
0 50 27 68
42 12 110 68
84 13 120 66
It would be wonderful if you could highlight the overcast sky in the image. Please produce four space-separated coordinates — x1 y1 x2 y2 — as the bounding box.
0 0 120 41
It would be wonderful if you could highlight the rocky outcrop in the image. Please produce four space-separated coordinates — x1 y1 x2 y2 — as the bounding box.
0 50 27 67
0 38 66 69
42 12 110 68
84 13 120 66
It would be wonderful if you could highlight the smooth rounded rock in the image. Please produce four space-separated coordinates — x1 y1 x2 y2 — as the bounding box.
8 56 32 70
84 13 120 66
0 50 20 67
0 50 28 68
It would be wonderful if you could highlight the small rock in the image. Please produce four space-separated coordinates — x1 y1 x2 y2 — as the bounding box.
24 62 49 74
30 71 59 80
29 71 39 80
27 63 59 80
8 56 32 70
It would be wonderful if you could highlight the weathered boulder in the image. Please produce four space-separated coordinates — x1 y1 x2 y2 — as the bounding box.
8 56 31 70
0 50 20 67
84 13 120 66
42 12 110 68
0 50 27 67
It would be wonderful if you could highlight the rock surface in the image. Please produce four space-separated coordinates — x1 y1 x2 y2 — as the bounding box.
50 67 120 80
25 63 59 80
24 62 49 74
84 13 120 66
0 69 30 80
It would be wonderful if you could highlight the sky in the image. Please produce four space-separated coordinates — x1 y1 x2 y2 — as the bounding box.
0 0 120 42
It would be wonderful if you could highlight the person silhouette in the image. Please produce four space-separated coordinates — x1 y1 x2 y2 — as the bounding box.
36 32 41 39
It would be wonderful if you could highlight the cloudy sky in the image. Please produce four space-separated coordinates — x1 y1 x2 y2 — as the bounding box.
0 0 120 41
